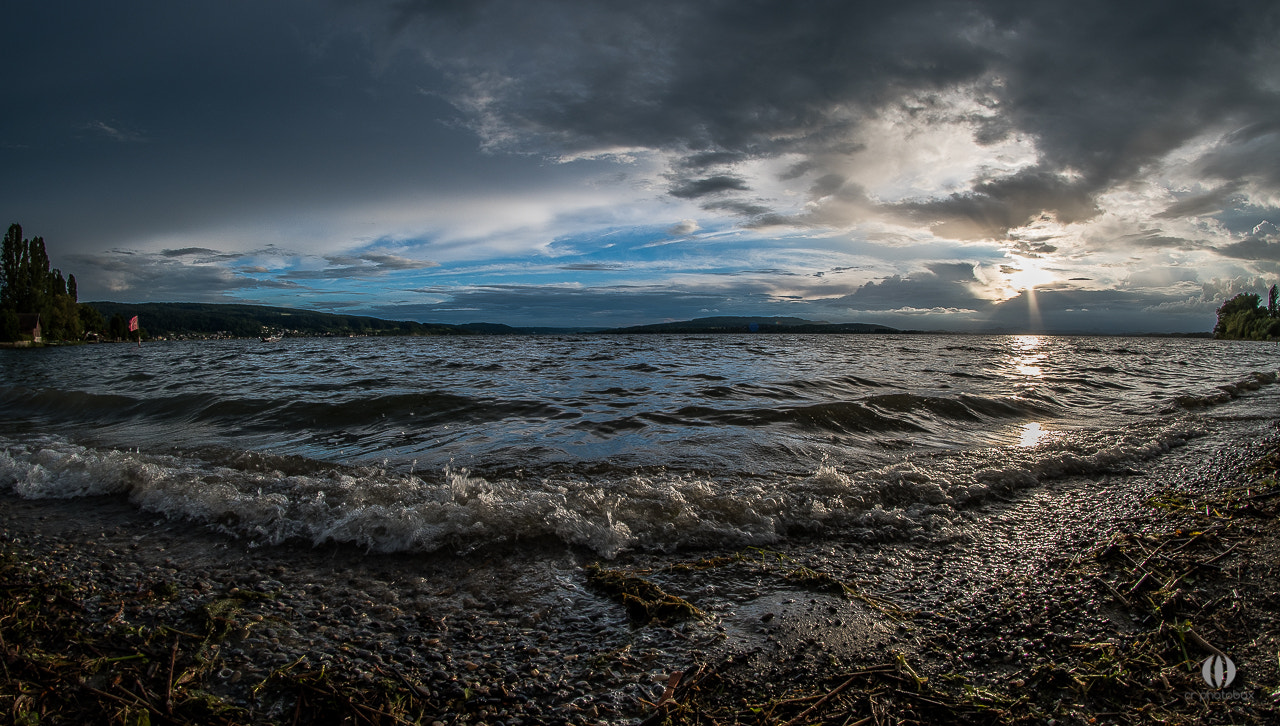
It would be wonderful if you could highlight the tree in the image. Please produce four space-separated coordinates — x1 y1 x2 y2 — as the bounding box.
1270 284 1278 318
78 304 105 337
1214 291 1279 340
0 310 17 341
0 222 94 342
1 224 23 310
109 313 128 341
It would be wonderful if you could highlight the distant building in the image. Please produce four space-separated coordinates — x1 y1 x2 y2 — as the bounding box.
16 313 41 343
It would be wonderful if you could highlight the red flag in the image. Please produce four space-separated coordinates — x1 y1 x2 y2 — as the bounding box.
128 316 139 332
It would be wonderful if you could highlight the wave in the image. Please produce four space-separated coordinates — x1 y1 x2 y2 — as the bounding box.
0 387 566 432
0 414 1206 559
1163 371 1278 411
575 392 1057 438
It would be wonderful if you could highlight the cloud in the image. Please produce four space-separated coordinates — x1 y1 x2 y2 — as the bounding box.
558 263 626 271
1110 230 1202 250
83 120 147 143
1006 239 1058 257
7 1 1280 333
669 175 750 199
159 247 247 263
1214 237 1280 261
1121 266 1202 289
834 262 990 311
1155 182 1246 219
373 0 1280 234
666 219 700 236
281 251 439 280
70 250 302 301
889 169 1099 240
371 284 745 326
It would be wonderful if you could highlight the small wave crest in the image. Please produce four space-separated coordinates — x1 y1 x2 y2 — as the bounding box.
632 392 1054 436
0 385 562 434
0 414 1206 558
1164 370 1278 411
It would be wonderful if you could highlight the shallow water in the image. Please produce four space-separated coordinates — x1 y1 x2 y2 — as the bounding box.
2 334 1277 556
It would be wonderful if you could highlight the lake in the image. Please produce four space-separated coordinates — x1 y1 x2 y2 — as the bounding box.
2 334 1276 557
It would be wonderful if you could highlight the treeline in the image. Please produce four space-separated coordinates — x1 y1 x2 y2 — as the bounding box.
599 315 900 334
1 223 105 342
1214 285 1280 340
86 302 466 339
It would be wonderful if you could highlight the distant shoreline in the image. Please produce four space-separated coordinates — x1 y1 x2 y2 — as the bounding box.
71 301 1219 340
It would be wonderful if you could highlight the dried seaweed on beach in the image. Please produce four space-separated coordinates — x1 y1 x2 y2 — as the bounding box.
585 563 706 625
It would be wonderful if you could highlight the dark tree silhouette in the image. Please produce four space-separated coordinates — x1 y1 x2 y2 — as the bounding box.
1214 291 1280 340
0 223 96 342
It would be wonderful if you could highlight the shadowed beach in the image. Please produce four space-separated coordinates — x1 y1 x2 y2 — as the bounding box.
3 419 1277 724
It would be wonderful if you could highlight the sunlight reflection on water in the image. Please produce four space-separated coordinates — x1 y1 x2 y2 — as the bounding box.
1011 335 1047 378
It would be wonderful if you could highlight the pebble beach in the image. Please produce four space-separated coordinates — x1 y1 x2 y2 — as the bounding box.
4 418 1279 724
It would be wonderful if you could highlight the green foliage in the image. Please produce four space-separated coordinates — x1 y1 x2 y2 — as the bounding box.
109 313 129 341
1213 290 1280 340
78 303 105 334
0 309 18 341
0 222 99 342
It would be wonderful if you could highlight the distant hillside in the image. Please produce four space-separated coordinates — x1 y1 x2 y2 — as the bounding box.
601 316 900 334
458 322 609 335
85 302 607 338
87 302 465 338
82 304 901 339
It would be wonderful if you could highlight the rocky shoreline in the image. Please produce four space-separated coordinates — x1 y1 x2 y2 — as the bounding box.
3 421 1279 724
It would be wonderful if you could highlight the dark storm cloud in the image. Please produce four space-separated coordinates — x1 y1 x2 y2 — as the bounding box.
375 0 1280 233
1195 122 1280 189
1155 182 1246 219
161 248 226 258
0 0 506 252
1007 240 1058 257
1116 231 1202 250
5 0 1277 333
704 200 773 217
669 176 750 199
1215 238 1280 261
836 262 986 311
889 169 1099 240
160 248 247 263
69 251 301 302
1212 221 1280 261
383 0 993 152
681 151 749 169
809 174 847 198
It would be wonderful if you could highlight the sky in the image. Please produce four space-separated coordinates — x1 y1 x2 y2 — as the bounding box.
3 0 1279 333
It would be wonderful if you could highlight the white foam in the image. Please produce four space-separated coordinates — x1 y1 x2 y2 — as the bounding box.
0 412 1213 557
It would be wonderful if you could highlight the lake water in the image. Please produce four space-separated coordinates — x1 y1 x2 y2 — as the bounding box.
2 334 1277 557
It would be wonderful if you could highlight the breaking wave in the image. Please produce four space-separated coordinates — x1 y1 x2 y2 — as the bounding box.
2 334 1277 557
0 415 1210 558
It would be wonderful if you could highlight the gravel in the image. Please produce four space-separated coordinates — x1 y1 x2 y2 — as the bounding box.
3 418 1278 723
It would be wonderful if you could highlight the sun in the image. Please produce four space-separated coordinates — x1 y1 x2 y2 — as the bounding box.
1008 260 1056 290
